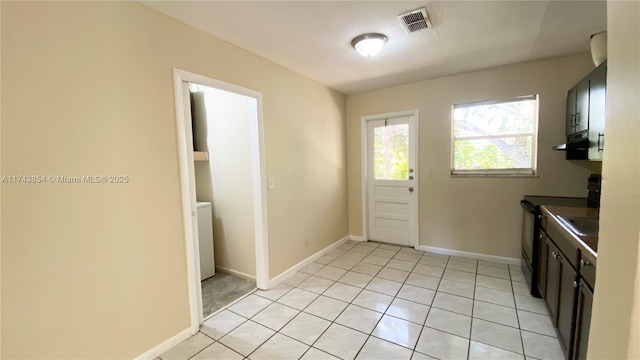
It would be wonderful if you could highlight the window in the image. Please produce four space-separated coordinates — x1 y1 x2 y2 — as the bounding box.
374 123 409 180
452 95 538 176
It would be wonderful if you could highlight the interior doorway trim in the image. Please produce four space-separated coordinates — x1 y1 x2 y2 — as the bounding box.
360 109 419 248
172 68 270 333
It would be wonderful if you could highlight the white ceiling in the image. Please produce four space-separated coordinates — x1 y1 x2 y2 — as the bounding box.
142 1 606 94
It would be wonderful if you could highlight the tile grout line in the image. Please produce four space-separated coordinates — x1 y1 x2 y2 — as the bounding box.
303 245 384 359
222 285 334 358
313 244 424 357
466 257 479 359
467 259 539 357
222 311 278 359
274 245 380 358
510 264 529 358
196 242 394 359
197 242 558 360
193 322 248 359
384 252 533 356
190 338 245 360
410 254 449 357
298 262 477 358
243 280 342 360
437 255 549 357
357 246 425 357
315 243 398 357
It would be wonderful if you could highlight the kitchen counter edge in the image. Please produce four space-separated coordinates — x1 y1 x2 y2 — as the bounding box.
541 205 599 264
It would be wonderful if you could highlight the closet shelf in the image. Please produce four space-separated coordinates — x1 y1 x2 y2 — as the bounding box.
193 151 209 161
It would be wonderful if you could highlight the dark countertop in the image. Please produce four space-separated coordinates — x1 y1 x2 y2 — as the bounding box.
541 205 599 264
523 195 589 208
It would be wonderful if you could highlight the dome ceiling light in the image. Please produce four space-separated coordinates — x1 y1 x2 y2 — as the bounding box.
351 33 388 57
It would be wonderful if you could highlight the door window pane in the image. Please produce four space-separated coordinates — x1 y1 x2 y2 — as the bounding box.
374 124 409 180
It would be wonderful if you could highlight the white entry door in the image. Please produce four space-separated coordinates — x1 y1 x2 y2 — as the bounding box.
366 113 418 246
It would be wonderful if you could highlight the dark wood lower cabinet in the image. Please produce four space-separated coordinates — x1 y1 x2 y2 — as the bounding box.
544 236 578 359
572 282 593 360
537 233 548 298
544 237 560 319
539 211 596 360
557 254 578 355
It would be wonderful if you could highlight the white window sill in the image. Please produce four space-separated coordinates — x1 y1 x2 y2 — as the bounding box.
451 172 539 178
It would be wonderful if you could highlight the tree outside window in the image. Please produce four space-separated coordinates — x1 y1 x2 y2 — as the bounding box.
452 95 538 176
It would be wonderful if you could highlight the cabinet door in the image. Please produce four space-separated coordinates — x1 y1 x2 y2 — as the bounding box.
588 63 606 160
537 232 548 298
566 88 577 136
544 238 560 320
557 253 578 357
573 282 593 360
575 78 590 134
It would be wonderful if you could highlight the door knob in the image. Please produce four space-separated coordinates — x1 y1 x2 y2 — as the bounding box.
408 187 414 192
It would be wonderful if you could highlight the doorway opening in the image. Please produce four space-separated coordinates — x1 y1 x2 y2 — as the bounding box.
361 109 419 247
173 69 269 332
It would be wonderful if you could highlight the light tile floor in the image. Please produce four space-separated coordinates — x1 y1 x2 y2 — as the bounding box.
160 241 564 360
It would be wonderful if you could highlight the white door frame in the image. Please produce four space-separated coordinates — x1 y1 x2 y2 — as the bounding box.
172 68 270 333
361 109 419 248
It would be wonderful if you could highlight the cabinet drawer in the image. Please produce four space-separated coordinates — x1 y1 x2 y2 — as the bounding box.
546 221 580 270
580 254 596 290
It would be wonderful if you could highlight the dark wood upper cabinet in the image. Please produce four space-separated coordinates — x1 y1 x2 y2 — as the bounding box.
565 76 590 144
574 78 590 135
558 61 607 161
566 88 577 137
588 63 607 161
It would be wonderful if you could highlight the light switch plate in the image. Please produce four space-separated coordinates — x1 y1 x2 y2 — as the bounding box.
268 177 276 190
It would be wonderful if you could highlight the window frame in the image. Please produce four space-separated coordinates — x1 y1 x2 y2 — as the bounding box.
450 95 539 177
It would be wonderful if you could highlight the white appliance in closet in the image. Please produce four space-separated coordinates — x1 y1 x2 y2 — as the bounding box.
197 202 215 280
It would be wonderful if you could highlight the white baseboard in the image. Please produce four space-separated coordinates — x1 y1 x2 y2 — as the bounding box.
416 245 521 266
135 327 193 360
269 235 350 288
216 266 256 281
349 235 365 242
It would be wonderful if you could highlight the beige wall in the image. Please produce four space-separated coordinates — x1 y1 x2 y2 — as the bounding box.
588 1 640 358
347 54 596 258
194 87 256 277
0 2 347 358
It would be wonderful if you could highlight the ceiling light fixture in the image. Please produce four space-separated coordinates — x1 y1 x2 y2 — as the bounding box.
351 33 388 57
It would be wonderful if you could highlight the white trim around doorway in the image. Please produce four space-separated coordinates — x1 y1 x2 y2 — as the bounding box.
172 69 270 334
360 109 420 248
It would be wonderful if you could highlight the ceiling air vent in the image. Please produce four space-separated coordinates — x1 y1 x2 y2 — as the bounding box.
398 8 432 33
